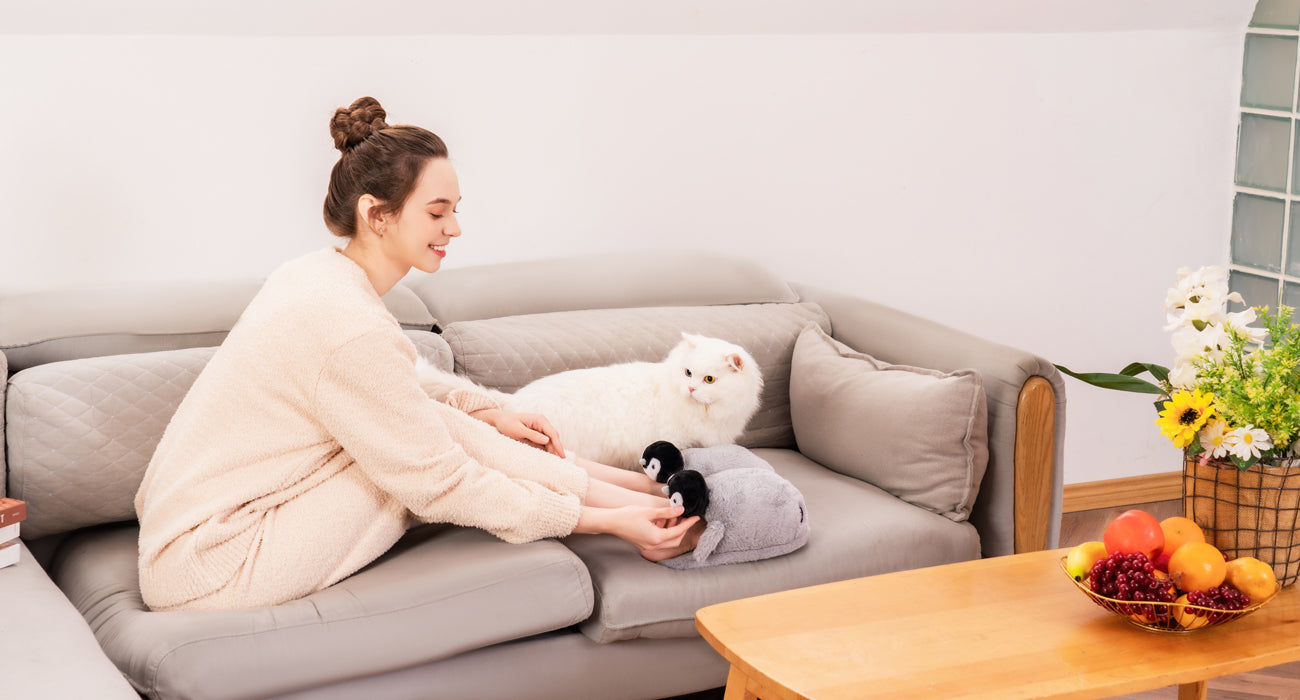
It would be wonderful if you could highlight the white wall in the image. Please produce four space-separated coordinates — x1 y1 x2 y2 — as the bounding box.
0 1 1257 484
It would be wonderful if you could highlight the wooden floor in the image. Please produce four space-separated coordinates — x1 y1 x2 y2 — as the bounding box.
669 499 1300 700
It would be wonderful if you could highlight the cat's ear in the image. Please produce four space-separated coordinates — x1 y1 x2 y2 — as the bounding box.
726 353 746 373
679 332 700 348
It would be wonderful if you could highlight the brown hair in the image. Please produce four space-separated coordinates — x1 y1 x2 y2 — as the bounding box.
323 96 449 238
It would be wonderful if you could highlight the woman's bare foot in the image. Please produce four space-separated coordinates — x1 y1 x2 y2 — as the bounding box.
640 518 706 562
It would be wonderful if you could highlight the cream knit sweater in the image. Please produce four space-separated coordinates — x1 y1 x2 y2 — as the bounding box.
135 248 589 611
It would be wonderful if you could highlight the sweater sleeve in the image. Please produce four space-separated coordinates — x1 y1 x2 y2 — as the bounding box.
313 329 581 543
415 360 502 414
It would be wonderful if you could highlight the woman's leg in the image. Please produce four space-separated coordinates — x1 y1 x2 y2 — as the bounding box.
573 457 663 497
583 477 671 509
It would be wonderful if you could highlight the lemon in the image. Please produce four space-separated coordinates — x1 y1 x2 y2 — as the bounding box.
1066 541 1108 581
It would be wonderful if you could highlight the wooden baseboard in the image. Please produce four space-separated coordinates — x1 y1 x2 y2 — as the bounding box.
1062 471 1183 513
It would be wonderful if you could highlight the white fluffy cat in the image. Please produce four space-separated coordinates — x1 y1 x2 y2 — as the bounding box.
417 333 763 469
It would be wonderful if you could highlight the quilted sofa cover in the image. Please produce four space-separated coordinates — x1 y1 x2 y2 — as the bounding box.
6 333 453 540
441 302 831 449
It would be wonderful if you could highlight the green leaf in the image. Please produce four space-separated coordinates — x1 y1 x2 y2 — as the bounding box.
1054 364 1168 395
1117 362 1170 384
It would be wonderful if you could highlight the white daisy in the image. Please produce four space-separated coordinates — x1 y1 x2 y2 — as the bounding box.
1226 425 1273 461
1199 419 1231 459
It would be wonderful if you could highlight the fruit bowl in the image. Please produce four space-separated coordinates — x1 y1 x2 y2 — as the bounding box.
1059 557 1279 633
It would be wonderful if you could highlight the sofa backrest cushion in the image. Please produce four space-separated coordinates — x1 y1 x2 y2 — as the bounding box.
440 303 831 449
789 324 989 522
402 250 800 325
0 280 435 373
7 346 216 539
5 332 453 539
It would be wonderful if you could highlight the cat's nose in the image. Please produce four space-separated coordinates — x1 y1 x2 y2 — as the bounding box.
688 387 695 393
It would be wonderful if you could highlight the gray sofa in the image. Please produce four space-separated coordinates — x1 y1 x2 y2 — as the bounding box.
0 250 1066 700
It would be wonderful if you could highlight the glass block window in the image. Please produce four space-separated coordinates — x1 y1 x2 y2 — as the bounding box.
1232 4 1300 309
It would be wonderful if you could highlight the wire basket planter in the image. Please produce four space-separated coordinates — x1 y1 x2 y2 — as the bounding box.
1183 454 1300 587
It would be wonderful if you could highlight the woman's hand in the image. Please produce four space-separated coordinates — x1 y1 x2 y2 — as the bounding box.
575 505 700 552
470 408 566 458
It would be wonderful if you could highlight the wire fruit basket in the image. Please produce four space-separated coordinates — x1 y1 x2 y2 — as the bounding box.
1058 557 1278 632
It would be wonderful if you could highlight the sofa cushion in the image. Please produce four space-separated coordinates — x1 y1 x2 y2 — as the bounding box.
441 303 830 449
1 541 140 699
563 448 980 643
790 324 989 522
49 523 594 700
5 333 454 540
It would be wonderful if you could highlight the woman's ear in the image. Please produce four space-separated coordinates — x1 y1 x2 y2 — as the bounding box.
356 194 386 235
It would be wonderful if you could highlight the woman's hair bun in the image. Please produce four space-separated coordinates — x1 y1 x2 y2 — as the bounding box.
330 96 389 152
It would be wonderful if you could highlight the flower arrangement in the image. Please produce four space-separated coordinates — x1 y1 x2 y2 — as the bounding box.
1058 266 1300 471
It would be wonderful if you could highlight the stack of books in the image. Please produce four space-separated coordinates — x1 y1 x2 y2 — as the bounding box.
0 498 26 569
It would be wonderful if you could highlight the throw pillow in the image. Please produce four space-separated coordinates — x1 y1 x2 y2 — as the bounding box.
789 324 988 521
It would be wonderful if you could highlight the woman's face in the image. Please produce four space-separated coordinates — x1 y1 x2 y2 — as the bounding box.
379 157 462 274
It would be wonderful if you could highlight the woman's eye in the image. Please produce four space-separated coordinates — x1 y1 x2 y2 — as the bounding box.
684 369 692 378
704 376 715 384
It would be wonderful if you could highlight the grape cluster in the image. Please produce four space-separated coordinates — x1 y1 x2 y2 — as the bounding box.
1185 585 1251 623
1088 552 1175 621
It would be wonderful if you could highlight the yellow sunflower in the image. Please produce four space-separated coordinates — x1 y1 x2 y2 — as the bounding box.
1156 389 1216 448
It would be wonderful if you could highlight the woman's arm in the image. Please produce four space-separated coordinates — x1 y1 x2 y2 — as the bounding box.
315 330 584 543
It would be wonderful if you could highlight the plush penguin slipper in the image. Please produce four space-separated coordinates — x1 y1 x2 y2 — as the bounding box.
640 441 810 569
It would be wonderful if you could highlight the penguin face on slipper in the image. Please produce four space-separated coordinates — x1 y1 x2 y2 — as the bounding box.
640 440 685 484
665 469 709 519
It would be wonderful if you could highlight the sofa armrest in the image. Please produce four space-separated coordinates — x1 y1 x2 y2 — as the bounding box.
0 542 139 698
2 349 7 498
791 283 1065 557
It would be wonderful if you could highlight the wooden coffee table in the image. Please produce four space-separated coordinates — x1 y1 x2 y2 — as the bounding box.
696 548 1300 700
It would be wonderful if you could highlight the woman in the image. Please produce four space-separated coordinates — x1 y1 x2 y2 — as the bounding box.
134 97 699 611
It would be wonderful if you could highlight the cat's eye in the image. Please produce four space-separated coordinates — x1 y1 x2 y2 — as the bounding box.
684 369 692 378
704 376 716 384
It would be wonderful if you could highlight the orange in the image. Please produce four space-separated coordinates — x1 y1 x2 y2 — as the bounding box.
1225 557 1278 603
1173 594 1210 629
1158 516 1205 559
1168 542 1227 593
